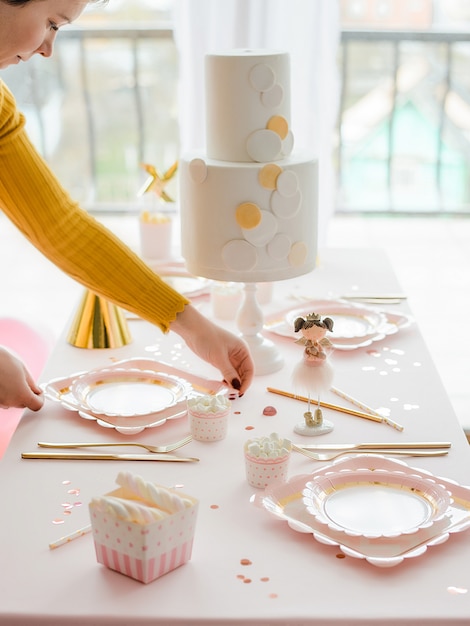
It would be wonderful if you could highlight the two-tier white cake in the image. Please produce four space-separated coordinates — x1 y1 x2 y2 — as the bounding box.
179 49 318 283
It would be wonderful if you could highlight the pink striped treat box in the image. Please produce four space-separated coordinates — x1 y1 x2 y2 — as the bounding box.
89 486 199 584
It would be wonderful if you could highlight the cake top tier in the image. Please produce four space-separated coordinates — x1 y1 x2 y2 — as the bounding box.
205 49 293 163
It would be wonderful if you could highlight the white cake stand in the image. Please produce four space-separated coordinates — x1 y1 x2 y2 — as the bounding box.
236 283 284 375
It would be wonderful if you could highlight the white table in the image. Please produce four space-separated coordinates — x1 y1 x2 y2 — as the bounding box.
1 248 470 625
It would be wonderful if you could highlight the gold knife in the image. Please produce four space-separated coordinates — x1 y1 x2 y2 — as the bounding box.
21 452 199 462
294 441 451 451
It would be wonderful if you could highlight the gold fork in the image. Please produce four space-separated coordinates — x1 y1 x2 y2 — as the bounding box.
291 444 449 462
37 434 193 454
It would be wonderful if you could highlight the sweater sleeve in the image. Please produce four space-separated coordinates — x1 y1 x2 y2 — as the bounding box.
0 80 188 333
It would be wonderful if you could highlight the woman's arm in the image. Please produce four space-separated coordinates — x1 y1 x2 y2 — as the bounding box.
171 305 253 394
0 81 254 398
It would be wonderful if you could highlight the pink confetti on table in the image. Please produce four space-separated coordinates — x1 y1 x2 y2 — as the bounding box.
263 406 277 416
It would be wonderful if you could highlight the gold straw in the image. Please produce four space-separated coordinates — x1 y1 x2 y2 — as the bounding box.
266 387 404 431
49 524 92 550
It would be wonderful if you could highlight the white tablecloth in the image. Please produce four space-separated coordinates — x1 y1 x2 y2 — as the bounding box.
1 248 470 625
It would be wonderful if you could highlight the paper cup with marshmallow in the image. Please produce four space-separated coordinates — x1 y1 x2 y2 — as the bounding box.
244 432 292 489
187 394 231 442
89 471 199 583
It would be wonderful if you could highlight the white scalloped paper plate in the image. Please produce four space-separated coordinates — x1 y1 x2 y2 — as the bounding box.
42 358 226 435
69 368 191 418
264 299 413 350
251 455 470 568
302 467 451 538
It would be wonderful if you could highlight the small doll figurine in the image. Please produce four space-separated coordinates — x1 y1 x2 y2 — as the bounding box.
292 313 335 436
294 313 334 362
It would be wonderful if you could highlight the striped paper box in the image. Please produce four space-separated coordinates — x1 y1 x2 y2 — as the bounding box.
89 487 199 584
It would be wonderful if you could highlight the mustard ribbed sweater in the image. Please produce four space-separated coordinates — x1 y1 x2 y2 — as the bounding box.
0 80 188 332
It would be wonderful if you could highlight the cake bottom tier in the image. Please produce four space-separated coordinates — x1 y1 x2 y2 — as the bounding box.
180 154 318 283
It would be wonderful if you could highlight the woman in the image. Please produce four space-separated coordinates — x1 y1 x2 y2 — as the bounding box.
0 0 254 411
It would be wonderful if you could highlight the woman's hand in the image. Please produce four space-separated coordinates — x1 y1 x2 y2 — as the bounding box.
171 305 254 395
0 348 44 411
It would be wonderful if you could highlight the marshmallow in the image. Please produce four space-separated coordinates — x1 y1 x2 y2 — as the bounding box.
244 432 292 459
187 394 231 414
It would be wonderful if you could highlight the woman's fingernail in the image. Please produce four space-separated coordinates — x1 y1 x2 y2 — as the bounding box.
231 378 241 390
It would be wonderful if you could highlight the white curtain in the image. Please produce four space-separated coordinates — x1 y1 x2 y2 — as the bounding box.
172 0 340 244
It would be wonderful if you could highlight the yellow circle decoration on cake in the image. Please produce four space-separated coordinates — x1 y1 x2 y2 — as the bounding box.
288 241 308 267
267 115 289 140
259 164 282 189
236 202 262 230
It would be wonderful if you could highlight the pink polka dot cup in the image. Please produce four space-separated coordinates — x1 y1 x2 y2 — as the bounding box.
187 394 231 442
244 433 291 489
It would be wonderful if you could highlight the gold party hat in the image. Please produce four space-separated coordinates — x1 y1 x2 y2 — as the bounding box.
66 290 132 349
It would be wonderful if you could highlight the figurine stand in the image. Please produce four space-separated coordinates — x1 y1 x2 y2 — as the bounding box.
236 283 284 376
294 402 334 436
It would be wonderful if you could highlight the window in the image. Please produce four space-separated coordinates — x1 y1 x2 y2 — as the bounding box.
4 0 178 210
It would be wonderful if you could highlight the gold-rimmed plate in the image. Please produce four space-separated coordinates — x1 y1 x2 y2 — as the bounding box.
68 368 191 418
285 300 386 340
251 455 469 568
302 468 451 538
42 358 227 435
264 299 413 350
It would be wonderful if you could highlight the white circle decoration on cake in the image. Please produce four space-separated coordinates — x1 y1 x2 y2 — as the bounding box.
276 170 299 197
281 131 294 156
271 188 302 219
267 233 291 260
261 83 284 109
246 129 283 162
189 158 208 184
242 211 278 247
222 240 257 271
249 62 276 92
